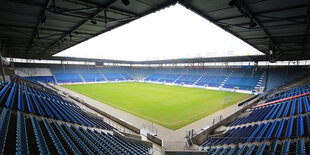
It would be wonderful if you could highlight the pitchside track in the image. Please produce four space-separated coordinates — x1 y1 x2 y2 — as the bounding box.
62 82 253 130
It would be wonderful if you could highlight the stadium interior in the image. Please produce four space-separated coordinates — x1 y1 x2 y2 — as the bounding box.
0 0 310 154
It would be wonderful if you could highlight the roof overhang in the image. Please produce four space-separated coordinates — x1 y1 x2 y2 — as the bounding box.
1 0 309 62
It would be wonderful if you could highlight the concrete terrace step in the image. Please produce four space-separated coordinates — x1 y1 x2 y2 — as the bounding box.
157 73 167 82
253 71 266 91
254 71 266 88
51 73 58 84
194 71 208 85
173 74 184 83
220 70 234 87
99 72 108 81
79 73 86 82
119 72 126 80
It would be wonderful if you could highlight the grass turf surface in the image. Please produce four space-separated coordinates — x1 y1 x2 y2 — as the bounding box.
62 82 253 130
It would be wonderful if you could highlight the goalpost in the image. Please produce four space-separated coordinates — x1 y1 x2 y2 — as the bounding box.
223 95 233 105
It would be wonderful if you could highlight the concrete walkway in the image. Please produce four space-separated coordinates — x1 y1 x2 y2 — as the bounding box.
55 85 248 147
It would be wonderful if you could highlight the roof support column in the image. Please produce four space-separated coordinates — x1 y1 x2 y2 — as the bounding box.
0 40 6 82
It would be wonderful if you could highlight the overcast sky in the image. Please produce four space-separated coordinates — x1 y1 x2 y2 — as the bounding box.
55 4 263 61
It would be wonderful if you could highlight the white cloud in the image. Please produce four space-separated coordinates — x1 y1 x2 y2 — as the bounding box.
55 4 263 61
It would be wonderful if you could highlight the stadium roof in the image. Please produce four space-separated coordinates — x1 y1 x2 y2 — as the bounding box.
0 0 309 62
179 0 310 62
43 55 301 64
0 0 177 58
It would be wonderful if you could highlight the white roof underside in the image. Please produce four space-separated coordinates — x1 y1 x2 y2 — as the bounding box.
55 4 263 61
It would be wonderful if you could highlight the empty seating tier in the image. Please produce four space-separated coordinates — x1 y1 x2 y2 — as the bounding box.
0 77 115 130
200 83 310 154
0 108 150 154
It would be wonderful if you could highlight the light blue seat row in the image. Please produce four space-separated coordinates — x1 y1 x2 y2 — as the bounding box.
245 144 256 155
90 129 127 154
256 143 267 155
70 125 105 154
52 122 81 154
281 140 291 155
79 128 114 155
30 116 49 154
296 138 306 155
0 108 11 154
62 124 93 154
42 119 67 154
105 132 150 154
96 130 133 154
227 146 237 155
270 141 278 155
219 146 230 155
212 146 223 155
16 111 28 155
237 145 247 155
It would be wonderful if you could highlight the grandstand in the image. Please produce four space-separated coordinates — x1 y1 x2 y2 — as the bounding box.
20 66 309 94
0 0 310 154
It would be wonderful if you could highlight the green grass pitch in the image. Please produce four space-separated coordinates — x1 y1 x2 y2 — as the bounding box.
62 82 253 130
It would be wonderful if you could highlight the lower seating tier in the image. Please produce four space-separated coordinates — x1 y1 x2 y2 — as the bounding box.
0 80 115 130
0 108 151 154
202 115 310 147
202 139 310 155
